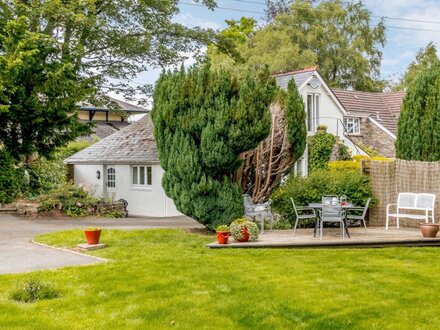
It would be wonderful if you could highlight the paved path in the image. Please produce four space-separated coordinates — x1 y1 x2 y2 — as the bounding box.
0 214 203 274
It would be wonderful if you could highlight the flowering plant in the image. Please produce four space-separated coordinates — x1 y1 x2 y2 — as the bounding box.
229 218 259 241
85 227 101 231
216 225 229 232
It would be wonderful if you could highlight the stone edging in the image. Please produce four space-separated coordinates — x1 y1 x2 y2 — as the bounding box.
31 240 109 262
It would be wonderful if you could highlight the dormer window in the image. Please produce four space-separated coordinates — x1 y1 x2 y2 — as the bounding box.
344 117 360 134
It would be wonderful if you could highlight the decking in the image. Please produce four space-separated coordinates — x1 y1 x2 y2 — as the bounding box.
207 227 440 248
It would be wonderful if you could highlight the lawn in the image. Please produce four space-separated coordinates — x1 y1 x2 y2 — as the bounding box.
1 229 440 329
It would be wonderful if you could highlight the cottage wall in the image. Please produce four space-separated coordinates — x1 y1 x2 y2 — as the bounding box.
348 118 396 157
73 164 181 217
74 164 104 197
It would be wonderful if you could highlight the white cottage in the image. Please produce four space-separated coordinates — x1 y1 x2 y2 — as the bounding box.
274 66 366 175
64 114 181 217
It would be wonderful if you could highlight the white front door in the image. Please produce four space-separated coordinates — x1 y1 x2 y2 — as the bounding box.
106 165 116 199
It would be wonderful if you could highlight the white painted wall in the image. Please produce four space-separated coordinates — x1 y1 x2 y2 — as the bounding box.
74 164 104 197
73 163 181 217
293 80 366 176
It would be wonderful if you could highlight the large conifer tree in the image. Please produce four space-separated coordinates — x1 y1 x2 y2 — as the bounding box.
396 63 440 160
152 64 276 229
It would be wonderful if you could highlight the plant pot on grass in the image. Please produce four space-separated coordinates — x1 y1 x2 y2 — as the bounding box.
216 225 230 244
84 227 102 245
230 218 259 242
420 223 439 238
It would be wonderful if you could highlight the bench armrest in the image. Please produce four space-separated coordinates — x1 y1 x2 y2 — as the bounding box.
387 203 397 213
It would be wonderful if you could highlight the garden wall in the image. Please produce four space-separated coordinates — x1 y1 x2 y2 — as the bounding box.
366 159 440 227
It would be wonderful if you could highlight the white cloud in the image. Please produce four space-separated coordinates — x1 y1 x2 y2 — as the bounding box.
174 12 222 30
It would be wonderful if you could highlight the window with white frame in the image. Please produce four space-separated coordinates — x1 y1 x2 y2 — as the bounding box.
306 93 320 132
132 165 152 186
343 117 360 134
107 167 116 188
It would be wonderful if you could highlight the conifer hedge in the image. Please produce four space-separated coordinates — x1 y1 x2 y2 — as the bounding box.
396 63 440 160
152 64 277 229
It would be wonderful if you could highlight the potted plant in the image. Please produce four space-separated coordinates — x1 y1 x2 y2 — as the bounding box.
230 218 259 242
84 227 102 245
215 225 230 244
420 223 439 238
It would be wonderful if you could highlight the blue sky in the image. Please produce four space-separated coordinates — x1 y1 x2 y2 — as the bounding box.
111 0 440 103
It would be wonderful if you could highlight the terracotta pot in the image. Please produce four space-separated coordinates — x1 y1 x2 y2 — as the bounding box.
238 227 250 242
420 223 439 238
216 231 230 244
84 229 102 245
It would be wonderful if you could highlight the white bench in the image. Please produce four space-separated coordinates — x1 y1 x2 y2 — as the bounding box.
386 193 436 230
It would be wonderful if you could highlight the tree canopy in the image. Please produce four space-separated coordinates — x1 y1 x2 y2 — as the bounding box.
209 0 386 91
0 17 92 160
396 62 440 161
394 42 439 91
0 0 227 160
152 64 277 229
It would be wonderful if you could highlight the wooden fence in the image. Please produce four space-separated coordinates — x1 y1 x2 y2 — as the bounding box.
366 159 440 227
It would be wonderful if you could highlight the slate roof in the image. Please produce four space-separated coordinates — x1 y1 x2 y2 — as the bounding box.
65 114 159 165
332 89 405 135
273 67 317 90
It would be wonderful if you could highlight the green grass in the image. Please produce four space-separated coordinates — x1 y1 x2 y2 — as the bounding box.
1 229 440 329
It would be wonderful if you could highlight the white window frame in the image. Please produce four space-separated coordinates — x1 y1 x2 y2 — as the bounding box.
132 165 152 187
107 167 116 188
306 93 320 133
344 117 361 134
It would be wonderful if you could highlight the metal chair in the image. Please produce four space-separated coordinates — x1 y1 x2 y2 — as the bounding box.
243 194 273 234
320 197 346 239
290 198 317 238
345 198 371 234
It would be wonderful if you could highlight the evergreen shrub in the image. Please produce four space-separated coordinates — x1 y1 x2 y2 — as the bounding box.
0 150 22 204
272 170 376 226
152 64 276 229
396 62 440 160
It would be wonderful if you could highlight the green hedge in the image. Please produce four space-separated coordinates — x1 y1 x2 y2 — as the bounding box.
272 170 376 226
0 150 22 204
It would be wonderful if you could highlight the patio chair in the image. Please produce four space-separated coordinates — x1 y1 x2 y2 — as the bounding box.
320 198 346 239
290 198 317 238
243 194 273 234
345 198 371 234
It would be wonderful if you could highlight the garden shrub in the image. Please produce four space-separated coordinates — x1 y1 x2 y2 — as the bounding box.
38 183 98 217
10 278 60 303
0 149 22 204
337 141 352 160
272 170 376 226
27 140 93 196
308 131 336 172
328 160 361 172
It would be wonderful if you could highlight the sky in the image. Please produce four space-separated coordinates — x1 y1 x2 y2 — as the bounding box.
111 0 440 106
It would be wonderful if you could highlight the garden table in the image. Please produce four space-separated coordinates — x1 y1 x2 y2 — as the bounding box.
308 203 355 238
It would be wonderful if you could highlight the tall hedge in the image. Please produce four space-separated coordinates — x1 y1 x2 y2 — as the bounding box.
152 64 276 229
0 150 22 204
396 63 440 160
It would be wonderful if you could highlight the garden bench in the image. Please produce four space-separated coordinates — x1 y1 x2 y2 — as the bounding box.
386 193 436 230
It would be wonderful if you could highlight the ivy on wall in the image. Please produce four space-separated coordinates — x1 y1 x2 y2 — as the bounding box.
308 131 336 172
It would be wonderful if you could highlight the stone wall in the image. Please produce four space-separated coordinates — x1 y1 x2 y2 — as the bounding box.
349 117 396 158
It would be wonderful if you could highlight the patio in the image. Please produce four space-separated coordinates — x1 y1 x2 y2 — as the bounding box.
207 227 440 248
